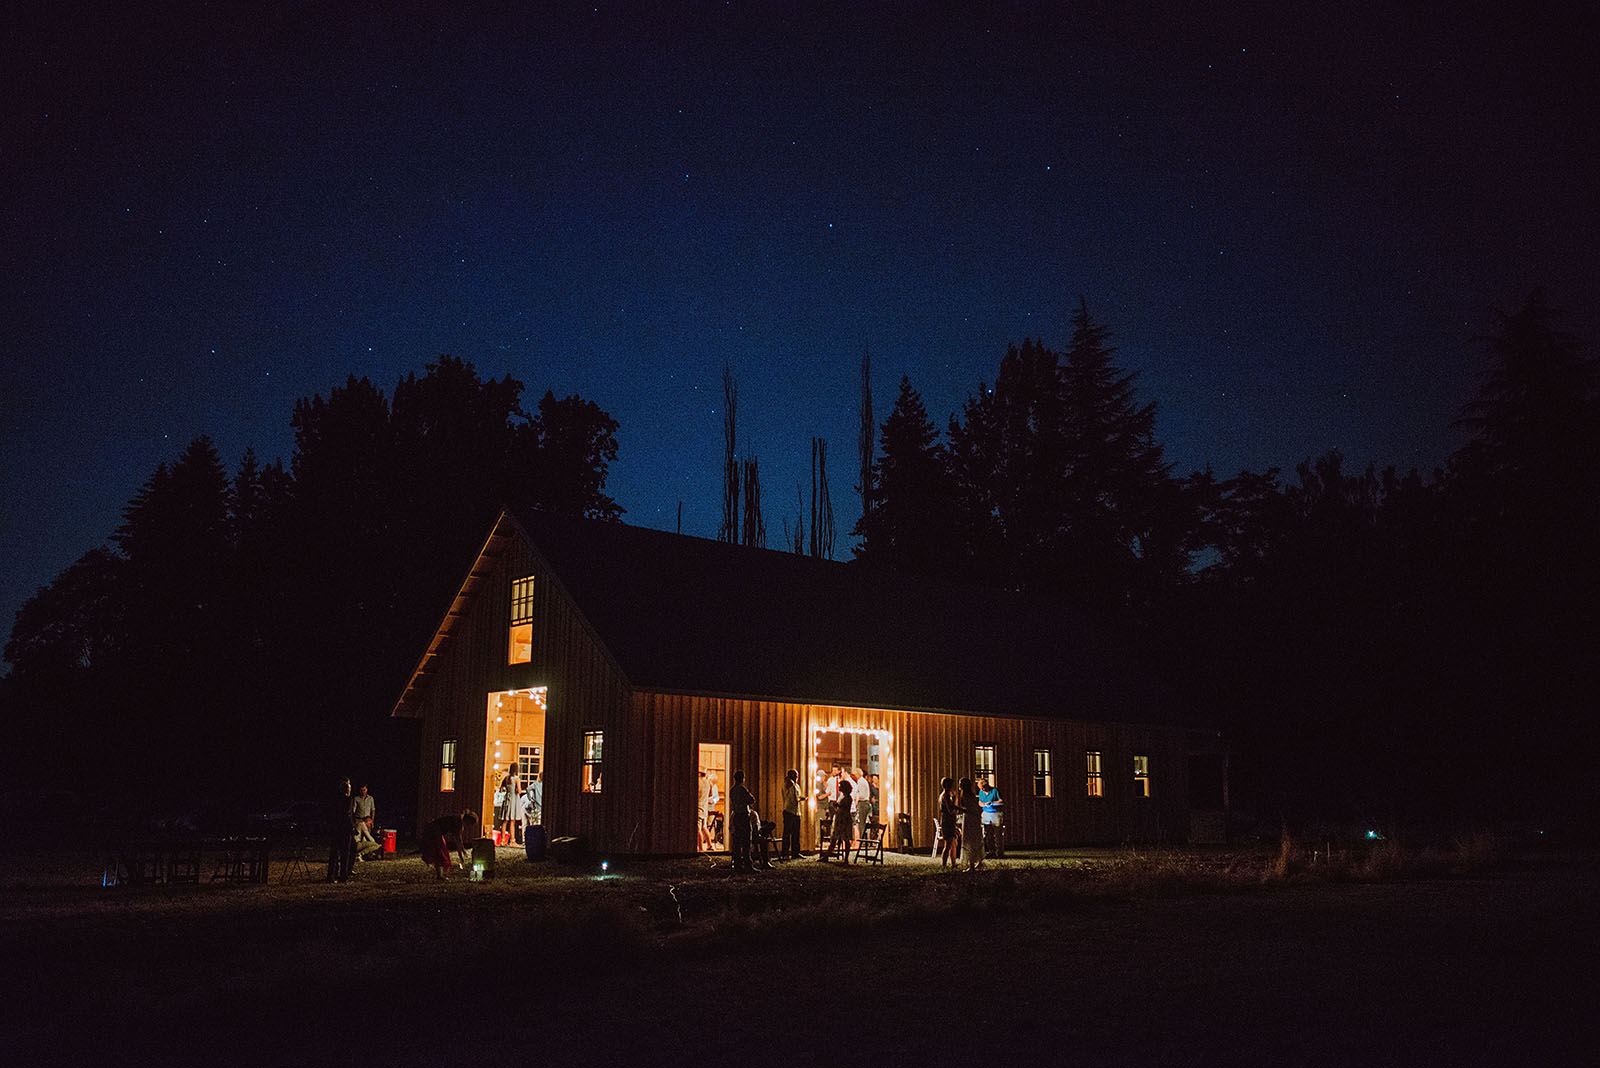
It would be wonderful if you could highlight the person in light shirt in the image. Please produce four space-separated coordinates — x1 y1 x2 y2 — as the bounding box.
852 769 871 842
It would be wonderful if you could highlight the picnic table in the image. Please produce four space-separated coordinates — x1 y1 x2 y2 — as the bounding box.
106 835 271 886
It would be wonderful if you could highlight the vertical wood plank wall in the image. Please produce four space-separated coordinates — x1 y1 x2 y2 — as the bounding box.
407 521 1192 854
410 532 632 845
636 693 1190 855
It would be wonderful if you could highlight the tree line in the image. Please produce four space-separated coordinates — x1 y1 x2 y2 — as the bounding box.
852 293 1598 834
5 293 1595 836
2 357 619 819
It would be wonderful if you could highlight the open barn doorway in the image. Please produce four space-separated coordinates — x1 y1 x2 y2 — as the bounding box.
697 742 730 853
483 687 546 845
812 728 890 848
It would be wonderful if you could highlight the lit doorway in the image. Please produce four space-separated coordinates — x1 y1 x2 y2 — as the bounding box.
812 729 889 844
485 687 547 841
698 742 730 853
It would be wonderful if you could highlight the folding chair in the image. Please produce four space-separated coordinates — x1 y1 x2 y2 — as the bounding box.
856 822 886 865
279 839 312 883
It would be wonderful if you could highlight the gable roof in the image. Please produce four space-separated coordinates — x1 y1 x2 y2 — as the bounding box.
392 508 1172 724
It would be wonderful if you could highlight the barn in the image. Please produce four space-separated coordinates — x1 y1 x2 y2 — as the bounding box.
391 508 1209 855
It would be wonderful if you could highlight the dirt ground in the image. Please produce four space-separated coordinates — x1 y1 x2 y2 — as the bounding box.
2 844 1594 1067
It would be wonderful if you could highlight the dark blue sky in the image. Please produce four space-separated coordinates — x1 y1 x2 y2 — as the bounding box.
4 2 1596 646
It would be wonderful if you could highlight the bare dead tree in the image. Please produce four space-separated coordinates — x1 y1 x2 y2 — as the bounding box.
718 364 739 544
810 436 835 559
782 484 805 554
858 344 873 528
741 455 766 548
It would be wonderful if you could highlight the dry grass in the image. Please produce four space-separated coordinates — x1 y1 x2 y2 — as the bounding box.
1 839 1591 1068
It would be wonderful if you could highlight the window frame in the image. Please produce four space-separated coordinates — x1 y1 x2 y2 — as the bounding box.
1032 748 1053 798
508 575 536 665
1085 749 1104 798
973 744 996 788
1134 754 1151 797
439 738 458 792
581 730 604 794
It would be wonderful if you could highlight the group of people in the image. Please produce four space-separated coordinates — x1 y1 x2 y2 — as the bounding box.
326 778 384 882
820 764 881 851
492 768 543 845
937 776 1003 871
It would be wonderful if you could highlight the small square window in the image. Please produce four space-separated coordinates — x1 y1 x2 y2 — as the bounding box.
1134 755 1151 797
1032 749 1053 798
1086 750 1104 798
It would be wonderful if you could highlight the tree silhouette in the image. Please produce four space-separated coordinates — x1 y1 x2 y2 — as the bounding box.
853 375 953 576
946 303 1180 608
718 364 739 544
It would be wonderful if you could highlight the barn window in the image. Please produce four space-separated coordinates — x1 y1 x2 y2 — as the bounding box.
1134 754 1151 797
582 730 604 793
1032 749 1053 797
1085 750 1104 798
508 575 535 664
973 744 996 786
439 738 458 792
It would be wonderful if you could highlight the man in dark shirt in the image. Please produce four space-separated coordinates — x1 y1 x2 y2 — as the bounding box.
326 777 356 882
728 770 757 872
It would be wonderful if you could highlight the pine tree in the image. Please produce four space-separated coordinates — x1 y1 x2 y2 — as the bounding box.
947 338 1070 590
1058 299 1179 604
854 376 953 576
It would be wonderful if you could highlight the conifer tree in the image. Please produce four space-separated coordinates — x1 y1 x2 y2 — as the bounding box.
854 376 953 576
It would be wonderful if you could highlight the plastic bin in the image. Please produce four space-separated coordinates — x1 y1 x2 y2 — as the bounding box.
525 824 547 860
382 829 397 854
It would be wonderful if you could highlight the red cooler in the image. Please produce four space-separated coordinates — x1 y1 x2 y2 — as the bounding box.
382 829 397 854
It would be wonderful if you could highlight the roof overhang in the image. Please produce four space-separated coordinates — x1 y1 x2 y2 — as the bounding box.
389 510 518 718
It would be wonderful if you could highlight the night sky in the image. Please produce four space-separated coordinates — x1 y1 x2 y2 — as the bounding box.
4 2 1596 644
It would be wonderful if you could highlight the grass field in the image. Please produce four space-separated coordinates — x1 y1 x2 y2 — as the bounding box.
3 841 1594 1067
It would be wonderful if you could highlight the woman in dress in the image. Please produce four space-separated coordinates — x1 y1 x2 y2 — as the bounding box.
938 776 961 868
500 768 520 843
960 777 986 871
420 811 474 879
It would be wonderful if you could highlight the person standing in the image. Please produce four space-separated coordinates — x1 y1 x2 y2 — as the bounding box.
851 768 871 843
960 777 986 872
697 771 713 852
938 777 961 868
978 777 1004 857
729 770 756 871
500 767 521 844
326 777 356 883
352 782 380 861
522 774 542 829
781 769 803 860
834 775 855 853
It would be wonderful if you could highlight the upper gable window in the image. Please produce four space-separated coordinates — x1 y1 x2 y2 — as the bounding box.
508 575 535 665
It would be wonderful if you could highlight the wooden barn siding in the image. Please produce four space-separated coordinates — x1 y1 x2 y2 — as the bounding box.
410 534 634 850
635 694 1191 853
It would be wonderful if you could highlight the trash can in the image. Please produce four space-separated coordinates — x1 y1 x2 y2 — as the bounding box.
524 824 546 860
896 813 913 851
382 829 397 855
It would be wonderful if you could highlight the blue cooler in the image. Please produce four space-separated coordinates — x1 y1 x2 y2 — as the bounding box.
525 824 546 860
